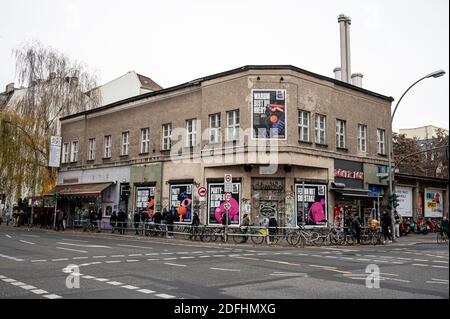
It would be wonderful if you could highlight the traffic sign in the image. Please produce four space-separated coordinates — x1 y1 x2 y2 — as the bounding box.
224 174 232 192
198 186 207 197
225 192 232 202
376 173 389 177
224 202 231 211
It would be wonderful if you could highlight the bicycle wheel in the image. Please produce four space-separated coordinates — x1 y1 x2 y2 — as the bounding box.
308 231 320 246
287 231 301 246
183 227 192 240
200 228 212 242
250 231 265 245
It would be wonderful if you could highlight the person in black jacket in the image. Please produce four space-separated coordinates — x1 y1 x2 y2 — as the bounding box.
166 209 176 238
110 211 117 233
381 210 392 243
133 210 141 235
117 209 126 234
352 216 362 244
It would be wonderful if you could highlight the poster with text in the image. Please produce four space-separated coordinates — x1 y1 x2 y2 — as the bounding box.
208 183 240 225
170 184 193 223
424 188 443 218
295 184 328 226
252 89 286 139
395 186 413 217
136 186 155 216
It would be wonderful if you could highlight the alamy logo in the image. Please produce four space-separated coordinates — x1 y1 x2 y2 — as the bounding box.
63 264 80 289
365 264 380 289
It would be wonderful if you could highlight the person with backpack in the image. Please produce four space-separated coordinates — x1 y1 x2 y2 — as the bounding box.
393 210 402 239
352 216 362 244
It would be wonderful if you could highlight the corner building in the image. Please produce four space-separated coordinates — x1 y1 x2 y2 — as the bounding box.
54 65 393 228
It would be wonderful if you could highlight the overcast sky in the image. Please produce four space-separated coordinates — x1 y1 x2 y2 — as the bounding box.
1 0 448 131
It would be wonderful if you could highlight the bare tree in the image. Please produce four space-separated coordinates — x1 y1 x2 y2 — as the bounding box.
0 40 99 205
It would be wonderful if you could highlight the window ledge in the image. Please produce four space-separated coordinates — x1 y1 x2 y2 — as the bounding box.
377 153 387 157
298 140 313 145
315 143 328 148
120 154 129 158
86 159 95 162
139 152 149 155
336 147 348 152
102 157 111 160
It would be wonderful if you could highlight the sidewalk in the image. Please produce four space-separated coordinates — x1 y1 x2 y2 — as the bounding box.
390 233 442 246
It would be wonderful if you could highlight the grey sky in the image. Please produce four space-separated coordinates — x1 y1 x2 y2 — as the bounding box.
1 0 448 131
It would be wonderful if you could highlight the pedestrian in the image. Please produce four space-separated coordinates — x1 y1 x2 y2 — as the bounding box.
393 210 402 239
352 216 362 244
5 209 10 226
82 209 90 232
268 217 278 244
381 210 392 243
133 210 141 235
110 211 117 233
240 213 250 243
118 209 126 234
440 216 449 239
56 209 65 231
166 209 176 238
96 208 103 232
153 210 163 236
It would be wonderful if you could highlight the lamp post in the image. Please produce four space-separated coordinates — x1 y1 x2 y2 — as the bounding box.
387 69 445 239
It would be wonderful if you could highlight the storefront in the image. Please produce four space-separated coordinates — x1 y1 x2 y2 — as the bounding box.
295 181 328 227
251 178 285 226
208 179 241 226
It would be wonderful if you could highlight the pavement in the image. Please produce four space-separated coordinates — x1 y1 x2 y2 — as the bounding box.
0 225 448 299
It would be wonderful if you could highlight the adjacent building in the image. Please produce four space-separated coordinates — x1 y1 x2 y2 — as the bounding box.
48 65 395 228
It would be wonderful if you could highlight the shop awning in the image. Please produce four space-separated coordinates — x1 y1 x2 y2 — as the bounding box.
44 182 114 197
332 188 370 198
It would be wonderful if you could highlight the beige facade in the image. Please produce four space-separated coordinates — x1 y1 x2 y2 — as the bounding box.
59 66 393 226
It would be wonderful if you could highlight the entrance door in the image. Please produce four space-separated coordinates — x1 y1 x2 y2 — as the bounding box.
251 178 285 226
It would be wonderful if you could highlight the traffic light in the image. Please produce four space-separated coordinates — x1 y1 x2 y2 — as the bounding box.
388 193 399 210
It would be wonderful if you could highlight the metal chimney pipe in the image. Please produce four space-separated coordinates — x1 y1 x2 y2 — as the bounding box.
338 14 348 83
345 16 352 83
351 73 363 87
333 67 342 80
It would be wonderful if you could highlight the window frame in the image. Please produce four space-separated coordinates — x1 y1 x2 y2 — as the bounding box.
70 141 78 162
357 124 367 153
162 123 172 151
62 142 69 163
209 113 221 144
186 119 197 148
298 110 310 142
140 128 150 154
121 131 129 156
314 114 327 145
226 109 240 142
335 119 346 149
88 138 96 161
377 128 386 155
104 135 112 158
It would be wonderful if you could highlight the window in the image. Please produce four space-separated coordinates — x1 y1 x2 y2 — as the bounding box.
226 110 240 141
377 129 386 155
121 132 129 156
357 124 367 153
209 113 221 144
88 138 96 160
315 114 326 144
104 135 112 158
336 119 346 148
62 143 69 163
140 128 149 153
186 119 197 147
70 141 78 162
162 123 172 150
298 110 310 142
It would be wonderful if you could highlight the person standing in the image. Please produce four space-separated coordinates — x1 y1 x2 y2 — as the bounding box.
133 210 141 235
240 213 250 243
153 210 163 236
352 216 362 244
5 209 11 226
56 209 64 231
381 210 392 243
166 209 176 238
393 210 402 239
268 217 278 244
96 208 103 232
110 211 117 233
117 209 126 234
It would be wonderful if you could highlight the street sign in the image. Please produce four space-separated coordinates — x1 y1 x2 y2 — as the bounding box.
224 202 231 211
224 174 232 192
48 136 62 167
198 186 207 197
225 192 232 202
376 173 389 177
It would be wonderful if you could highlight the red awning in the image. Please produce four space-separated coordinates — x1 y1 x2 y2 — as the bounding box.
44 182 114 197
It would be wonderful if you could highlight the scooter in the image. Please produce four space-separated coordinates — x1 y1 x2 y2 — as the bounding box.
400 220 410 236
425 218 439 233
416 218 429 235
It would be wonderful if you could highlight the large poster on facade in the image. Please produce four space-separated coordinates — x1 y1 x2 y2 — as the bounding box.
424 188 443 218
295 184 328 226
170 184 193 223
49 136 62 167
136 187 155 216
252 89 286 139
208 182 240 225
395 186 413 217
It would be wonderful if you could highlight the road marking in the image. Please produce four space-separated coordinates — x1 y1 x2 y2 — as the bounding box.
432 265 449 269
93 256 107 259
57 242 111 248
391 261 404 264
95 278 109 282
164 262 186 267
210 267 241 272
264 259 301 266
212 255 226 257
121 285 139 290
162 257 177 260
412 264 429 267
309 264 337 269
82 275 95 279
432 278 449 282
105 260 121 264
128 254 143 257
20 285 36 290
161 252 175 255
233 256 259 261
19 240 35 245
356 258 370 261
107 281 124 286
325 256 338 259
31 289 48 295
91 262 102 265
72 256 89 259
413 259 429 262
126 260 139 263
5 234 12 238
56 247 88 253
192 251 204 254
62 238 89 242
198 255 211 258
11 281 26 286
52 258 69 262
433 260 449 264
175 252 189 254
31 260 47 263
179 256 195 259
270 272 307 277
111 255 125 258
0 275 6 279
155 293 175 299
43 294 63 299
396 257 412 260
426 281 448 285
117 244 154 250
137 289 155 294
2 278 16 283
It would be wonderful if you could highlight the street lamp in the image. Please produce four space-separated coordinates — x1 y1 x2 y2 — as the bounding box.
387 69 446 239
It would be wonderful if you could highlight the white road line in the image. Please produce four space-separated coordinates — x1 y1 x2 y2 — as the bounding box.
2 278 16 283
91 262 102 265
264 259 301 266
270 272 307 277
413 259 429 262
432 265 449 269
145 253 159 256
357 258 370 261
325 256 338 259
31 289 48 295
147 258 160 261
137 289 155 294
107 281 124 286
309 265 337 269
117 244 154 249
56 247 88 253
161 252 174 255
31 260 47 263
340 257 354 260
233 256 259 261
126 260 139 262
43 294 63 299
0 275 6 279
72 256 88 259
128 254 142 257
20 285 36 290
391 261 404 264
198 255 211 258
11 282 26 286
61 239 89 242
210 267 241 272
192 251 204 254
426 281 448 285
105 260 121 264
82 276 95 279
396 257 412 260
179 256 194 259
93 256 107 259
95 278 109 282
412 264 429 267
431 278 449 282
57 242 111 248
51 258 69 262
212 255 226 257
111 255 125 258
19 240 35 245
121 285 139 290
433 260 449 264
162 257 177 260
155 293 175 299
164 262 186 267
175 252 189 254
5 234 12 238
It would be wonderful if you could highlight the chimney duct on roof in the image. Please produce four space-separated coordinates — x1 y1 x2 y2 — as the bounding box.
338 14 352 83
351 73 363 87
5 83 15 93
333 67 342 80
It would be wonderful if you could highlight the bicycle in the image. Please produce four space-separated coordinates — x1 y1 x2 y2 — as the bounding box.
287 226 320 247
437 226 449 244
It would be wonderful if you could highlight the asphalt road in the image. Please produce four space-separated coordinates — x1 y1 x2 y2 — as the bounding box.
0 225 448 299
